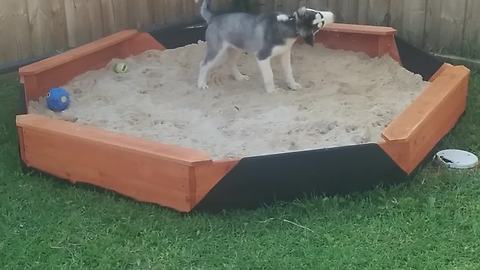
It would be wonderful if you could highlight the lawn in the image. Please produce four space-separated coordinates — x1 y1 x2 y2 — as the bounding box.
1 71 480 269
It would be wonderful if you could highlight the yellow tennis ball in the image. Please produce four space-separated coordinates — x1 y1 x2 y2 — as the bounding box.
114 62 128 73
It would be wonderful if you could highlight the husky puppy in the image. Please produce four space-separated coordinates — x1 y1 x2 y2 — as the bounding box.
195 0 334 93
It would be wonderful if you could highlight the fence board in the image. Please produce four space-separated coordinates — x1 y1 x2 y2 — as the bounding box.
439 0 467 53
128 0 155 30
401 0 427 48
184 0 197 21
164 0 181 24
111 0 129 31
307 0 329 10
357 0 369 24
336 0 358 23
425 0 467 53
463 0 480 56
64 0 104 48
2 0 480 65
424 0 442 51
388 0 403 29
26 0 68 56
389 0 427 48
100 0 116 34
153 0 167 25
368 0 390 26
0 0 32 63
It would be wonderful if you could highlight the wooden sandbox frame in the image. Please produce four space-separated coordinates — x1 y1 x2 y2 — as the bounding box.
16 24 470 212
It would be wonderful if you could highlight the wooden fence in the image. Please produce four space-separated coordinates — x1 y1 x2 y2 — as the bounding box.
0 0 230 65
257 0 480 57
1 0 480 66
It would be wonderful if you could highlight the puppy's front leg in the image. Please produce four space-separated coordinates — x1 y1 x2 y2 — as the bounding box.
257 58 277 93
280 50 301 90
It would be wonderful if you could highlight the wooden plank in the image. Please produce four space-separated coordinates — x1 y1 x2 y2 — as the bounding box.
26 0 68 56
318 23 399 61
357 0 369 24
439 0 467 53
86 0 104 40
17 114 203 212
153 0 167 26
175 0 186 23
463 0 480 56
19 30 165 103
64 0 104 48
381 65 470 173
368 0 391 26
307 0 329 10
163 0 179 24
0 0 32 63
327 0 337 11
424 0 442 51
388 0 403 30
3 0 477 65
111 0 129 31
100 0 116 34
401 0 427 48
425 0 467 53
336 0 359 23
183 0 197 23
127 0 155 30
17 114 212 166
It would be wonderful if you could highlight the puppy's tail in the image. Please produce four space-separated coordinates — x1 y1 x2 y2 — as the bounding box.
195 0 214 23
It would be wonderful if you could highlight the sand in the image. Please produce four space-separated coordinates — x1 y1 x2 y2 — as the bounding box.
28 41 429 160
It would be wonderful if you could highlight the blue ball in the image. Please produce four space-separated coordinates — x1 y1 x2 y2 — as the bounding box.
46 87 70 112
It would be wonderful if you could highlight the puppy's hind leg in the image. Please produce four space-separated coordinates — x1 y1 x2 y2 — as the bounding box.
280 50 301 90
198 44 228 90
256 57 278 93
226 48 249 81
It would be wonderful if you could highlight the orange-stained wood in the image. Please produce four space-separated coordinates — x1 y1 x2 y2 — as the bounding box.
20 30 137 75
16 114 216 212
316 23 400 62
380 64 470 173
121 32 166 56
323 23 397 36
193 160 239 206
17 114 212 165
19 30 165 104
429 63 452 82
16 30 241 212
16 114 240 211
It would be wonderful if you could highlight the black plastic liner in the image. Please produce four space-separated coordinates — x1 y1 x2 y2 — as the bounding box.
196 144 407 211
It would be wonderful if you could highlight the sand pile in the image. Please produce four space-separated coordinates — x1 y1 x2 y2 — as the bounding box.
28 41 429 159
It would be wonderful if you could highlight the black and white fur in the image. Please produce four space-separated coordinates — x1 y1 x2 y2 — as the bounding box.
195 0 335 93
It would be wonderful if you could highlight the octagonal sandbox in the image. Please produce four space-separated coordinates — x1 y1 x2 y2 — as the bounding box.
16 23 470 212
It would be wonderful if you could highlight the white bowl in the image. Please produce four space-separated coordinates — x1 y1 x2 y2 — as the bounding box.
435 149 479 169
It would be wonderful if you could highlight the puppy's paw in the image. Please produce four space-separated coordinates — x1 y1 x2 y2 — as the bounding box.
198 82 209 90
234 74 250 81
288 82 302 90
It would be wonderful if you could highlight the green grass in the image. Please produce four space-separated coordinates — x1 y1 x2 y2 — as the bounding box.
1 71 480 270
